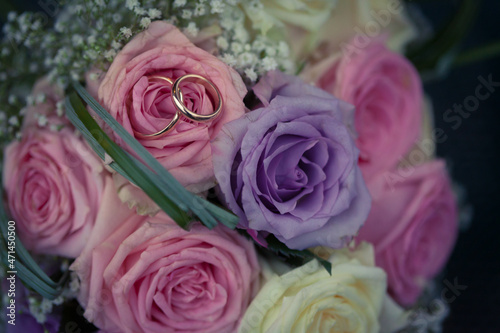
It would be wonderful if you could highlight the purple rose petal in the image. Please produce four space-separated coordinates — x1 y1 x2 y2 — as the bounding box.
212 71 371 249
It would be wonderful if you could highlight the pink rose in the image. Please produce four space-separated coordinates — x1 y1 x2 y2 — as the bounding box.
87 21 247 192
71 211 260 333
357 160 458 306
2 128 107 257
310 39 423 180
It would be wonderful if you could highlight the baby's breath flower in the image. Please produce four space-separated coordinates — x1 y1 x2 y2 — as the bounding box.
210 0 225 14
112 13 122 23
8 116 19 126
220 53 236 67
181 10 192 20
216 36 229 50
8 95 17 105
148 8 161 19
173 0 187 8
140 17 151 29
37 115 48 127
244 68 258 82
119 27 133 39
193 3 206 16
262 56 278 72
104 49 117 61
134 7 146 16
7 11 17 22
125 0 139 10
111 40 122 50
184 22 198 37
56 101 65 117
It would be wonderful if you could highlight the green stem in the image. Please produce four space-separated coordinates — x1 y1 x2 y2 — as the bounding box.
454 41 500 67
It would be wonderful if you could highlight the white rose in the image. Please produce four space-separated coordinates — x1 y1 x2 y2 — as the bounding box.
239 243 407 333
293 0 416 62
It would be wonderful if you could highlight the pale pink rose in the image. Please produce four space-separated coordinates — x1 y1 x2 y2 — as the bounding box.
2 128 107 257
310 39 423 181
86 21 247 193
357 160 458 306
71 211 260 333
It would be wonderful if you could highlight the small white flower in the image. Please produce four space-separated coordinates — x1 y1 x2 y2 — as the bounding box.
265 46 277 57
112 13 122 23
194 3 206 16
84 49 98 60
94 0 105 7
262 56 278 71
8 116 19 126
278 41 290 57
52 296 64 306
237 52 256 67
148 8 161 19
244 68 258 82
35 93 46 104
0 112 6 121
7 12 17 22
119 27 133 39
69 272 80 293
0 72 7 81
37 115 48 127
56 101 65 117
8 95 17 105
26 95 35 105
104 49 117 60
71 71 80 81
40 299 53 314
134 7 146 16
184 22 198 37
231 42 244 55
220 53 236 66
173 0 187 8
111 40 122 50
181 10 192 20
87 35 96 45
125 0 139 10
210 0 225 14
89 72 100 81
140 17 151 29
216 36 229 50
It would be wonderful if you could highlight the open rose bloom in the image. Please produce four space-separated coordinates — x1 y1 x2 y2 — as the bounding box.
0 1 463 332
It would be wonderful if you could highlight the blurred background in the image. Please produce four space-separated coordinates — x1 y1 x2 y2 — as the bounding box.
1 0 499 332
411 0 500 331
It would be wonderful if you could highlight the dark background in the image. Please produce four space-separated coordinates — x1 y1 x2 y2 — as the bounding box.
414 1 500 331
1 0 499 332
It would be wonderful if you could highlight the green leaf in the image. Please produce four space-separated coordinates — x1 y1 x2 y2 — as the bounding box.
70 82 239 229
0 198 67 299
265 235 332 275
66 93 192 229
406 0 480 78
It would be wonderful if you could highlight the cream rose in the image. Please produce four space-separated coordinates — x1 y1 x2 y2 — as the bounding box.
239 243 407 333
244 0 417 62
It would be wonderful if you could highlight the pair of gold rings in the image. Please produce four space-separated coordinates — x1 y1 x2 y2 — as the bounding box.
135 74 223 140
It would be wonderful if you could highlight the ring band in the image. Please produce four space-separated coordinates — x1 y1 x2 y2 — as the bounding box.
171 74 223 123
133 76 183 140
134 74 223 140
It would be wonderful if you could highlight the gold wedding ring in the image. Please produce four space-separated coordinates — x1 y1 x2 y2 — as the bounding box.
171 74 223 123
133 76 182 140
134 74 223 140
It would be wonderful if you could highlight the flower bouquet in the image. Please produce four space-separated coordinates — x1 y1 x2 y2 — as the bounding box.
0 1 469 332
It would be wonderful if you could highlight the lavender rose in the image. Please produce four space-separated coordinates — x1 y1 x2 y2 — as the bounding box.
212 71 371 250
